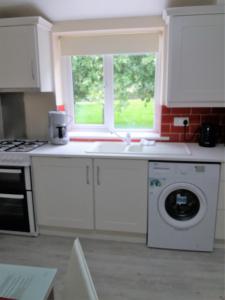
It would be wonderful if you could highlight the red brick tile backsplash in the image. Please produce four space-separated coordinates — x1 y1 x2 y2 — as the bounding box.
57 104 225 143
161 106 225 143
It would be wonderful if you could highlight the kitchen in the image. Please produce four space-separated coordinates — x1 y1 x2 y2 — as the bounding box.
0 0 224 300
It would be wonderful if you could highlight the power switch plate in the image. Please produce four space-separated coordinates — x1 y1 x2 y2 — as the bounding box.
173 117 189 127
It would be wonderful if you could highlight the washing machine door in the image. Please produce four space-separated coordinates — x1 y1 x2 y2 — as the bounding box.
158 183 207 229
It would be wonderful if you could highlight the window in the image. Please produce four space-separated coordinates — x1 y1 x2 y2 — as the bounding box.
113 54 156 130
60 29 162 136
72 56 104 125
63 52 159 134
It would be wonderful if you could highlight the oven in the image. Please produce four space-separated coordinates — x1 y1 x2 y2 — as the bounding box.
0 166 37 236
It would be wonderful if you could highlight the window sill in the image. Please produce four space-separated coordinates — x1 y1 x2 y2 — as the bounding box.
68 131 169 142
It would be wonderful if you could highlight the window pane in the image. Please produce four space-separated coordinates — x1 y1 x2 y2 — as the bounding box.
71 56 104 125
113 54 156 129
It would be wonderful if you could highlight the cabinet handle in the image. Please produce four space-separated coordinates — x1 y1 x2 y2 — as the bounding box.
86 166 90 185
31 60 35 80
0 169 21 174
0 193 24 199
97 166 100 185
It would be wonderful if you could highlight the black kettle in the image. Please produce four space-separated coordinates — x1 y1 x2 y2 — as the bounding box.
198 123 217 147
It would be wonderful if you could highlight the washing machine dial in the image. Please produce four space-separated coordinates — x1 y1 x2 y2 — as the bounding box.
150 178 162 187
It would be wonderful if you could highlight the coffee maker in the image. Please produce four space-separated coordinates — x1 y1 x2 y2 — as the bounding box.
198 122 217 147
48 111 69 145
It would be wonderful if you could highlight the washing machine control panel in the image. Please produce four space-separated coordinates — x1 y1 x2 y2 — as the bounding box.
150 178 161 187
149 178 166 187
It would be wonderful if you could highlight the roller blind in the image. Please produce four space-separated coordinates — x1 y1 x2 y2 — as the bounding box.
60 33 159 56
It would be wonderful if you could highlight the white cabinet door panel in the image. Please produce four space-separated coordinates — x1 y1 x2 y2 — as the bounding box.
217 180 225 210
217 164 225 210
215 210 225 240
94 159 148 233
166 13 224 107
0 26 39 89
32 157 94 230
216 163 225 240
221 163 225 181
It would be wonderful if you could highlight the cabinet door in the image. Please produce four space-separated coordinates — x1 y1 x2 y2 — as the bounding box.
0 26 39 89
32 157 94 229
94 159 148 233
216 163 225 240
166 14 224 107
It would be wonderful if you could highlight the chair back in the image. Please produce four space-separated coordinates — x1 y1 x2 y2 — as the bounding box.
63 238 99 300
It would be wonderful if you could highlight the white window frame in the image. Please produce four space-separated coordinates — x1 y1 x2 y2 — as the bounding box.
62 53 161 135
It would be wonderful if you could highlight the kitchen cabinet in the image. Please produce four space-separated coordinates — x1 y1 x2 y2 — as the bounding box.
0 17 53 92
32 157 94 229
163 5 224 107
94 159 148 233
216 163 225 240
32 157 148 234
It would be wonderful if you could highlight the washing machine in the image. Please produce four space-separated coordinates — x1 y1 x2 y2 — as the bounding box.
147 162 220 252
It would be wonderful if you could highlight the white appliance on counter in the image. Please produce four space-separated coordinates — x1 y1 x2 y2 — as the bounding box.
48 111 69 145
148 161 220 252
0 139 47 236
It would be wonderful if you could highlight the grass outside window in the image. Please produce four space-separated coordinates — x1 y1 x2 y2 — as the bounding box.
70 53 157 131
75 99 154 129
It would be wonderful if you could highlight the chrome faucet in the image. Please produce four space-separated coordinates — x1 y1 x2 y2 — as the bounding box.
124 132 131 145
109 130 132 145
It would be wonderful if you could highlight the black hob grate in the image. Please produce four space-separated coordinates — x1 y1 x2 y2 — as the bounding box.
0 140 47 152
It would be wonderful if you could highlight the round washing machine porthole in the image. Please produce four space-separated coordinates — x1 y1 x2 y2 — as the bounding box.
158 183 207 230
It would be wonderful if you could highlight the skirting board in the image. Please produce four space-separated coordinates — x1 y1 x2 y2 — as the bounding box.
39 225 225 249
39 225 147 244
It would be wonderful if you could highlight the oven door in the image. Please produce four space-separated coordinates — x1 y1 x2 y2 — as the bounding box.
0 167 28 192
0 192 35 233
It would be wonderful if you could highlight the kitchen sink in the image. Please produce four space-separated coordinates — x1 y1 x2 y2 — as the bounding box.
86 142 191 156
86 142 128 153
125 143 191 155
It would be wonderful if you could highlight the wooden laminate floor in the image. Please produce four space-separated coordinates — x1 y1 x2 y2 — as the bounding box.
0 234 224 300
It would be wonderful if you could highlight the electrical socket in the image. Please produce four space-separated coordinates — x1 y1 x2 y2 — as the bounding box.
174 117 189 127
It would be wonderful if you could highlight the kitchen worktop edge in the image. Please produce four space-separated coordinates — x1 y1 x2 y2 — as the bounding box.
30 142 225 163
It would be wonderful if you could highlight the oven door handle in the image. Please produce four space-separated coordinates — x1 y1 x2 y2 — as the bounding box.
0 193 24 199
0 169 22 174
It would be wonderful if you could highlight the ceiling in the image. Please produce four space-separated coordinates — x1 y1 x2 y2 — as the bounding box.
0 0 217 22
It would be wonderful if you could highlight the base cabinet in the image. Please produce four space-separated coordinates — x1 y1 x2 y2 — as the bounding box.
216 163 225 240
32 157 94 229
32 157 148 234
32 156 224 240
94 159 148 233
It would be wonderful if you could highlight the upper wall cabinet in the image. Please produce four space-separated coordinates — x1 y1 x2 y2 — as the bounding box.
163 5 225 107
0 17 53 92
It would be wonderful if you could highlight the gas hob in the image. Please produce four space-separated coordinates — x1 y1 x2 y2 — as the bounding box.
0 139 47 152
0 139 47 166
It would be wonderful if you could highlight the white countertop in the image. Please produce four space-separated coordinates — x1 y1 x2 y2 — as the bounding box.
31 142 225 163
